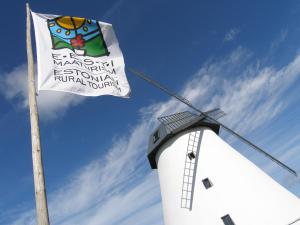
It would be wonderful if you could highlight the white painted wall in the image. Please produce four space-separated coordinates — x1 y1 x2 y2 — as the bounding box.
155 127 300 225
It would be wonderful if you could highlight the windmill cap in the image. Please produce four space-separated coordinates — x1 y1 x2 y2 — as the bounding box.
147 111 221 169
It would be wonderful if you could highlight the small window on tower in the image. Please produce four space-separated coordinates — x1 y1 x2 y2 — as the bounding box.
221 214 235 225
187 152 196 160
153 130 160 143
202 178 213 189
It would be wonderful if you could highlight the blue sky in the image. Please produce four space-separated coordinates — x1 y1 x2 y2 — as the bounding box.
1 0 300 224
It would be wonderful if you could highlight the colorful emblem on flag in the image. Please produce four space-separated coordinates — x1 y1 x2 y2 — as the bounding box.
32 12 130 97
47 16 110 57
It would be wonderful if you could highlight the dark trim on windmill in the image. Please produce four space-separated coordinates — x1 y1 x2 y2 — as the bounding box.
147 111 220 169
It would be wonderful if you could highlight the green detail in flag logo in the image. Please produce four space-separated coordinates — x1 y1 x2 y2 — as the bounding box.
47 16 109 57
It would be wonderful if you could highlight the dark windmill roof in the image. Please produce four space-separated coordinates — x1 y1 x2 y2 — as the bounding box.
148 110 223 169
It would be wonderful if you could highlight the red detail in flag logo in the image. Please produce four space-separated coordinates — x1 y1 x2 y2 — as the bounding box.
71 35 85 48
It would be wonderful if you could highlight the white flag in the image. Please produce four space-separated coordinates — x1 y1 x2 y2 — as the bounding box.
31 12 131 97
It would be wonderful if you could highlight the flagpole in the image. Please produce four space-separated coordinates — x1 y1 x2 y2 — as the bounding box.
26 3 50 225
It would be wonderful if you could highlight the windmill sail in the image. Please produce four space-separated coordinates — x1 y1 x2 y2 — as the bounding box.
130 68 297 177
202 108 226 121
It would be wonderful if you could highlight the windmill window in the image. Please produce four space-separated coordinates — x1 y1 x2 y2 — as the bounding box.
221 214 235 225
187 152 196 160
153 130 160 143
202 178 213 189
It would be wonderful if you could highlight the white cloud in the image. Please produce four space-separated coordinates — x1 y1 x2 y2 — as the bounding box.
102 0 126 20
270 29 288 51
0 64 86 121
5 46 300 225
7 98 163 225
195 48 300 134
224 28 240 42
58 173 163 225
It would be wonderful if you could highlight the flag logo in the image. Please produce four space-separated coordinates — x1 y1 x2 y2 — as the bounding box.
47 16 110 57
32 12 130 97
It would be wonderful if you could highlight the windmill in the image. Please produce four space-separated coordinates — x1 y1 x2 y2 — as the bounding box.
130 69 300 225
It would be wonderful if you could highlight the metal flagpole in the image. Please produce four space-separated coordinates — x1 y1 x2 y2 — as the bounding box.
26 3 50 225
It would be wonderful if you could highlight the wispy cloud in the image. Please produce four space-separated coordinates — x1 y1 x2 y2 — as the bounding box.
224 28 240 42
6 92 164 225
102 0 126 20
206 51 300 134
5 46 300 224
0 64 86 121
270 29 288 51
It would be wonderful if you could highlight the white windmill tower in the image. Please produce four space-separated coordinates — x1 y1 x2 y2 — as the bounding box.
147 110 300 225
129 69 300 225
